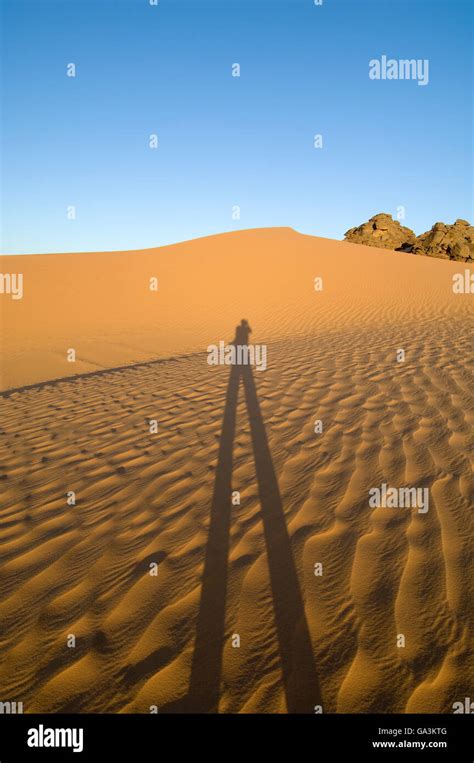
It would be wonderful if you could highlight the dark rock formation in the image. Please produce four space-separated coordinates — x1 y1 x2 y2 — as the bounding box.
344 214 416 251
411 219 474 261
344 214 474 262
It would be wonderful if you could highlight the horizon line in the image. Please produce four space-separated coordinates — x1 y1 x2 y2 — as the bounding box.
1 215 471 258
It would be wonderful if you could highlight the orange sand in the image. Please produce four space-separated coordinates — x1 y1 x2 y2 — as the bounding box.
0 228 472 712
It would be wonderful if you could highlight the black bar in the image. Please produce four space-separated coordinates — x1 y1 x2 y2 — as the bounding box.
0 713 472 761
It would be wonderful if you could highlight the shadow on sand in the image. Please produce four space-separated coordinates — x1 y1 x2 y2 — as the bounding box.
166 321 321 713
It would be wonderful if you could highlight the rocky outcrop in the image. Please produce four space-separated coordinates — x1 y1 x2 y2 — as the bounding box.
344 214 474 262
411 219 474 261
344 214 416 251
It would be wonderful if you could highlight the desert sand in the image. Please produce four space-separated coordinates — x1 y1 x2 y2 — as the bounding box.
0 228 472 713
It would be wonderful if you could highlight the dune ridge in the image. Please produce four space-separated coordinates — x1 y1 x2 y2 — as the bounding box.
1 227 471 391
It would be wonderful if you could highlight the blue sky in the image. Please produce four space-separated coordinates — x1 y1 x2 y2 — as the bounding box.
1 0 472 254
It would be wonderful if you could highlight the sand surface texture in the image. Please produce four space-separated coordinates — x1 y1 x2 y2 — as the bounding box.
0 229 472 712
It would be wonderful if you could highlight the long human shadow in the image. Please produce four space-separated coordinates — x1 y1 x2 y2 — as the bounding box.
184 320 321 713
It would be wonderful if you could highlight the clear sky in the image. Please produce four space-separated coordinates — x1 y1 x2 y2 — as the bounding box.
1 0 472 254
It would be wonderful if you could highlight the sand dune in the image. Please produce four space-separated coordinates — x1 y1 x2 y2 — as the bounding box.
1 227 471 390
0 228 472 713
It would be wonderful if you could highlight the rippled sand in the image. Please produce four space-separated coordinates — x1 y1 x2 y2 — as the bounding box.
0 228 472 712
